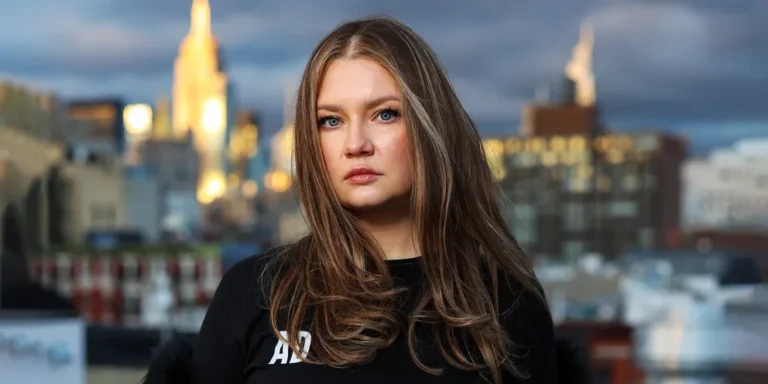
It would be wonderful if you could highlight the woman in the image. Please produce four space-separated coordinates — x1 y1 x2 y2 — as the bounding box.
193 16 556 383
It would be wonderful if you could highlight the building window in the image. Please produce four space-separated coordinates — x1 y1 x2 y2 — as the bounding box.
537 189 557 212
562 240 585 261
567 165 592 193
514 225 536 245
638 227 655 249
623 173 639 191
515 203 536 218
516 152 537 167
568 177 590 193
597 174 612 192
564 202 587 231
644 173 655 189
511 204 537 245
607 201 637 217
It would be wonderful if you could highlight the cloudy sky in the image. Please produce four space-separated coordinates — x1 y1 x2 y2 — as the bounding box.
1 0 766 154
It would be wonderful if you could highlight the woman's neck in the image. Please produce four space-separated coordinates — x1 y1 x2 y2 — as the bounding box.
356 207 419 261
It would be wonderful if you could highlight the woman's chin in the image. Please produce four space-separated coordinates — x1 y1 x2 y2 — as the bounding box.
342 198 388 212
341 194 403 214
338 187 412 218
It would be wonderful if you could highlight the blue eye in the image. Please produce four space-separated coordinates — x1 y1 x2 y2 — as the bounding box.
378 109 399 122
318 116 341 128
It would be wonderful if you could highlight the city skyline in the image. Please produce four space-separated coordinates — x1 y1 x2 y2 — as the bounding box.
1 0 767 154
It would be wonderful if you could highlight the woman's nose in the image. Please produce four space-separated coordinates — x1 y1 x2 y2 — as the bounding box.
344 122 374 157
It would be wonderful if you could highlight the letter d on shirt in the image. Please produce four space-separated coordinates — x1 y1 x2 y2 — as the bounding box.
268 331 312 365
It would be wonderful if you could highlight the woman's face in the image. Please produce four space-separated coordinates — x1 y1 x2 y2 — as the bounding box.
317 58 412 212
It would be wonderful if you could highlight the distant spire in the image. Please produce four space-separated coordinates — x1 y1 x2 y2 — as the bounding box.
565 21 596 107
579 22 594 51
191 0 211 35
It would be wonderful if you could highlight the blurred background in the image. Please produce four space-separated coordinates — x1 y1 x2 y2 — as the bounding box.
1 0 767 383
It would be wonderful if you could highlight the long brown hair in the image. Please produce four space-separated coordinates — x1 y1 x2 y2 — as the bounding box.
262 15 545 383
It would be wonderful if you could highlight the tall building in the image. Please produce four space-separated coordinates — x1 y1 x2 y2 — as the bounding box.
486 28 689 260
564 23 596 108
520 104 599 137
173 0 229 204
0 82 71 254
683 138 768 230
520 24 600 138
139 137 200 236
486 132 686 260
58 151 128 244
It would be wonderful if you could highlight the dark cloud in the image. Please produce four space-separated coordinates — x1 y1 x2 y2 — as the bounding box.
0 0 766 148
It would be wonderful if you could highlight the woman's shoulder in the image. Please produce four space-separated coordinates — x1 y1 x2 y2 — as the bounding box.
496 273 557 381
214 245 292 306
491 267 548 312
224 245 289 278
495 272 553 336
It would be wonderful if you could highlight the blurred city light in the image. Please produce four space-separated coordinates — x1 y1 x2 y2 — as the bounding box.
123 104 153 136
264 170 291 193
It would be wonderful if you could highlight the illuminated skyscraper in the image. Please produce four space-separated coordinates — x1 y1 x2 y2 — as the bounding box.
564 23 596 108
172 0 229 204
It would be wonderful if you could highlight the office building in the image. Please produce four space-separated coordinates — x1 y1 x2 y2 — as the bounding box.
520 23 601 138
67 98 127 154
58 150 128 244
139 137 200 235
683 137 768 230
0 82 68 254
486 132 686 260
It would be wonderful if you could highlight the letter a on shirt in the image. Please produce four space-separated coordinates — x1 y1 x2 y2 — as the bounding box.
268 331 312 365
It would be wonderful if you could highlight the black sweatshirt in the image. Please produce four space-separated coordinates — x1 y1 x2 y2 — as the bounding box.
193 250 557 383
